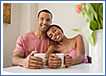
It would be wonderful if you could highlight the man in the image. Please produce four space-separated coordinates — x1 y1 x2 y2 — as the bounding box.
12 9 61 69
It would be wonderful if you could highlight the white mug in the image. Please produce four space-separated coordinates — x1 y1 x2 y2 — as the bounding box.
34 53 64 68
56 53 64 68
34 53 46 67
34 53 46 60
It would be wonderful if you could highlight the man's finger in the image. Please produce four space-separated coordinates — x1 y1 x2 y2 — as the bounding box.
29 59 43 65
30 56 43 61
29 63 43 67
30 51 37 56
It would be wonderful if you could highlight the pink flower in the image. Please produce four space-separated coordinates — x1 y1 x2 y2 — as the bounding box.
76 4 82 13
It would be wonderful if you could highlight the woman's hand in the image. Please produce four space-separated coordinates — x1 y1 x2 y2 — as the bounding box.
64 55 72 68
47 54 62 69
23 51 44 69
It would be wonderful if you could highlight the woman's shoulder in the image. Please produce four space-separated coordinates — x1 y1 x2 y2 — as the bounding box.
70 34 82 40
67 34 83 42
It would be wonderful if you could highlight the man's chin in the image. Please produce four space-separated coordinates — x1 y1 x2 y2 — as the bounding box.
40 28 47 32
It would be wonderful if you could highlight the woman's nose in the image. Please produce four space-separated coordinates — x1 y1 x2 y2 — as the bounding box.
55 31 60 36
53 32 58 38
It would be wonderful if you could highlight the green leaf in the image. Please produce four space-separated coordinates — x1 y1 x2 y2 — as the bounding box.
90 20 98 31
87 4 94 20
99 4 103 18
79 3 103 46
72 28 81 32
98 4 103 29
89 3 98 21
91 31 96 45
100 16 103 29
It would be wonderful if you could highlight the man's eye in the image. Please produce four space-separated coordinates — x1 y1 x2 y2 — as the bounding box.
40 18 44 20
46 19 50 22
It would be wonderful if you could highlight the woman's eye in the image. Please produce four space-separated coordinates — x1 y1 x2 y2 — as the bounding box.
49 34 52 38
52 29 56 33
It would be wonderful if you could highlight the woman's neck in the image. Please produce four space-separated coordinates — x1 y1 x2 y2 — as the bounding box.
56 36 68 45
62 36 68 42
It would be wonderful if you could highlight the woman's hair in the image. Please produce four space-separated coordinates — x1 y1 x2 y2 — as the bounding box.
37 9 53 18
46 24 64 42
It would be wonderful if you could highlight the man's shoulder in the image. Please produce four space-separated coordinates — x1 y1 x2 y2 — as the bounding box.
20 32 37 39
22 32 33 36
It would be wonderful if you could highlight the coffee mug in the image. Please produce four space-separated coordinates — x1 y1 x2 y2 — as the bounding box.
34 53 64 68
56 53 64 68
34 53 46 67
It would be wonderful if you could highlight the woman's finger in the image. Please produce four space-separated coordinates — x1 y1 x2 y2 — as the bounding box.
65 55 72 59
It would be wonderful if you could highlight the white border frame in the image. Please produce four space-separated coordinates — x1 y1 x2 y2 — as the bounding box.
1 1 105 75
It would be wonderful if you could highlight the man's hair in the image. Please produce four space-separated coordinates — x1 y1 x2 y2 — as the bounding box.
37 9 53 18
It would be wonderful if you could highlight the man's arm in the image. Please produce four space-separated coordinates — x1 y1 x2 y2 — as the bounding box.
13 49 44 69
12 49 26 67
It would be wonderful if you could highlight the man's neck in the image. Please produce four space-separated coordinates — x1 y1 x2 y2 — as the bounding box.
37 31 46 39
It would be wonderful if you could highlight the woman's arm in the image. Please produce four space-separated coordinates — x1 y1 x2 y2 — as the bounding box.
76 34 85 56
71 34 85 65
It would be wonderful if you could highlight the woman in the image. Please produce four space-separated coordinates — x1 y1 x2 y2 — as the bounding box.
46 24 91 68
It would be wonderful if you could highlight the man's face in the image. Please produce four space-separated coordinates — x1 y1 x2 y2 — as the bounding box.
38 12 52 32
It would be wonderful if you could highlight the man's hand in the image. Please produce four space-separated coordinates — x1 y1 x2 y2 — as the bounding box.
23 51 44 69
47 54 62 69
64 55 72 68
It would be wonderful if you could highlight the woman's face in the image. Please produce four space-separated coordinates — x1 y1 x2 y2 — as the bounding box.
47 26 64 42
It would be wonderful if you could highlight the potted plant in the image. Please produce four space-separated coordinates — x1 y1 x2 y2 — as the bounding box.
76 3 103 46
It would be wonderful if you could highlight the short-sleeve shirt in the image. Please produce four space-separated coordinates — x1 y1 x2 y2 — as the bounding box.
16 32 49 57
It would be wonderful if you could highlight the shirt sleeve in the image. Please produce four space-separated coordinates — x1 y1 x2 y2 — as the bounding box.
15 35 26 54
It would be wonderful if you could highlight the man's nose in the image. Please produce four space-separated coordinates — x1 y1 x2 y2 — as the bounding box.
43 20 47 25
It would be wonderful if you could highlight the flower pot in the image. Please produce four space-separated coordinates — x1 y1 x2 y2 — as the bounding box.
89 29 103 72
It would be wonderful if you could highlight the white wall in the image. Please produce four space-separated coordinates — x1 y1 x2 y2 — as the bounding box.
3 4 20 67
18 4 38 35
3 3 38 67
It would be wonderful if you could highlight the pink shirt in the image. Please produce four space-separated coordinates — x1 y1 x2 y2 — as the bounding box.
16 32 49 57
68 48 90 63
